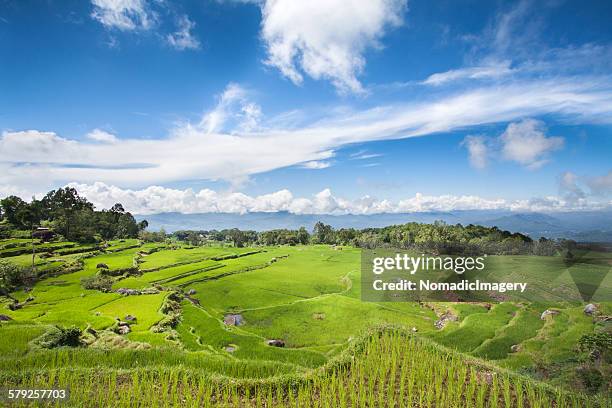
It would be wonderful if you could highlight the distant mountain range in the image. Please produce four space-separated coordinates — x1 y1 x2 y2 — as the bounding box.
136 210 612 242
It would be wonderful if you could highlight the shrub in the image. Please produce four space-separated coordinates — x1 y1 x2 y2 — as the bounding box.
152 313 180 332
576 366 604 392
0 260 32 292
62 259 83 274
81 275 113 291
34 325 83 348
578 331 612 360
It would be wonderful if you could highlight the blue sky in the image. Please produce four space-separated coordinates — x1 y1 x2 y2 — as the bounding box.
0 0 611 214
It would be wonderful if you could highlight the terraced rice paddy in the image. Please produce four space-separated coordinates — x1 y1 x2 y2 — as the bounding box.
0 238 610 406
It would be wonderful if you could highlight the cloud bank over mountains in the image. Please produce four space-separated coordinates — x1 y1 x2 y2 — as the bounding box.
61 182 609 215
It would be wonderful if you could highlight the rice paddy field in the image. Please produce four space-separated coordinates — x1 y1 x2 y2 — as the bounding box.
0 238 610 407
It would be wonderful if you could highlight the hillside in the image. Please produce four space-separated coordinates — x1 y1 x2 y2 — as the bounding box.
1 236 610 406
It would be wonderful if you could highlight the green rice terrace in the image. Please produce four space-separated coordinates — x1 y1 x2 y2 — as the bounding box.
0 236 610 406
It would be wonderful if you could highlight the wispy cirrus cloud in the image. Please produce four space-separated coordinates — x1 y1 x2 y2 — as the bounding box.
200 83 262 134
2 76 612 193
166 15 200 51
423 61 515 86
91 1 201 52
350 150 383 160
301 161 332 170
91 0 155 31
423 0 612 90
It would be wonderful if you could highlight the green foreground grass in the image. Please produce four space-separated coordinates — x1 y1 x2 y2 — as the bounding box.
0 329 605 407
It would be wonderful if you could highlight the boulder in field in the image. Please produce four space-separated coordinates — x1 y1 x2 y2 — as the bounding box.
118 325 131 335
186 289 196 295
540 309 560 320
96 263 109 269
510 344 521 353
267 339 285 347
8 302 22 311
224 314 243 326
434 312 458 329
124 315 137 322
116 288 140 296
584 304 598 315
0 314 12 321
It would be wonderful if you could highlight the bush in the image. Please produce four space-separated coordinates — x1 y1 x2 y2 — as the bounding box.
97 266 137 277
152 313 180 332
34 325 83 348
578 331 612 361
81 275 113 291
62 259 84 274
576 366 604 392
0 260 31 292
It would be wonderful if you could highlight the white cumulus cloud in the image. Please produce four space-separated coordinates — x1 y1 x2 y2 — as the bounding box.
461 135 489 169
87 129 118 144
461 120 565 170
500 119 564 169
260 0 406 93
56 182 608 215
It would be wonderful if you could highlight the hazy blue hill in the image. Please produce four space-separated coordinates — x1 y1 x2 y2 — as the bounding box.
138 210 612 242
478 213 566 235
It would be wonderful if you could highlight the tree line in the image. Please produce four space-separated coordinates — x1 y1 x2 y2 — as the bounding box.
0 187 147 243
170 221 566 256
0 187 569 255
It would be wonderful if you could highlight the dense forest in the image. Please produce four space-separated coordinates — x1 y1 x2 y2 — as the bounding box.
0 188 145 243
